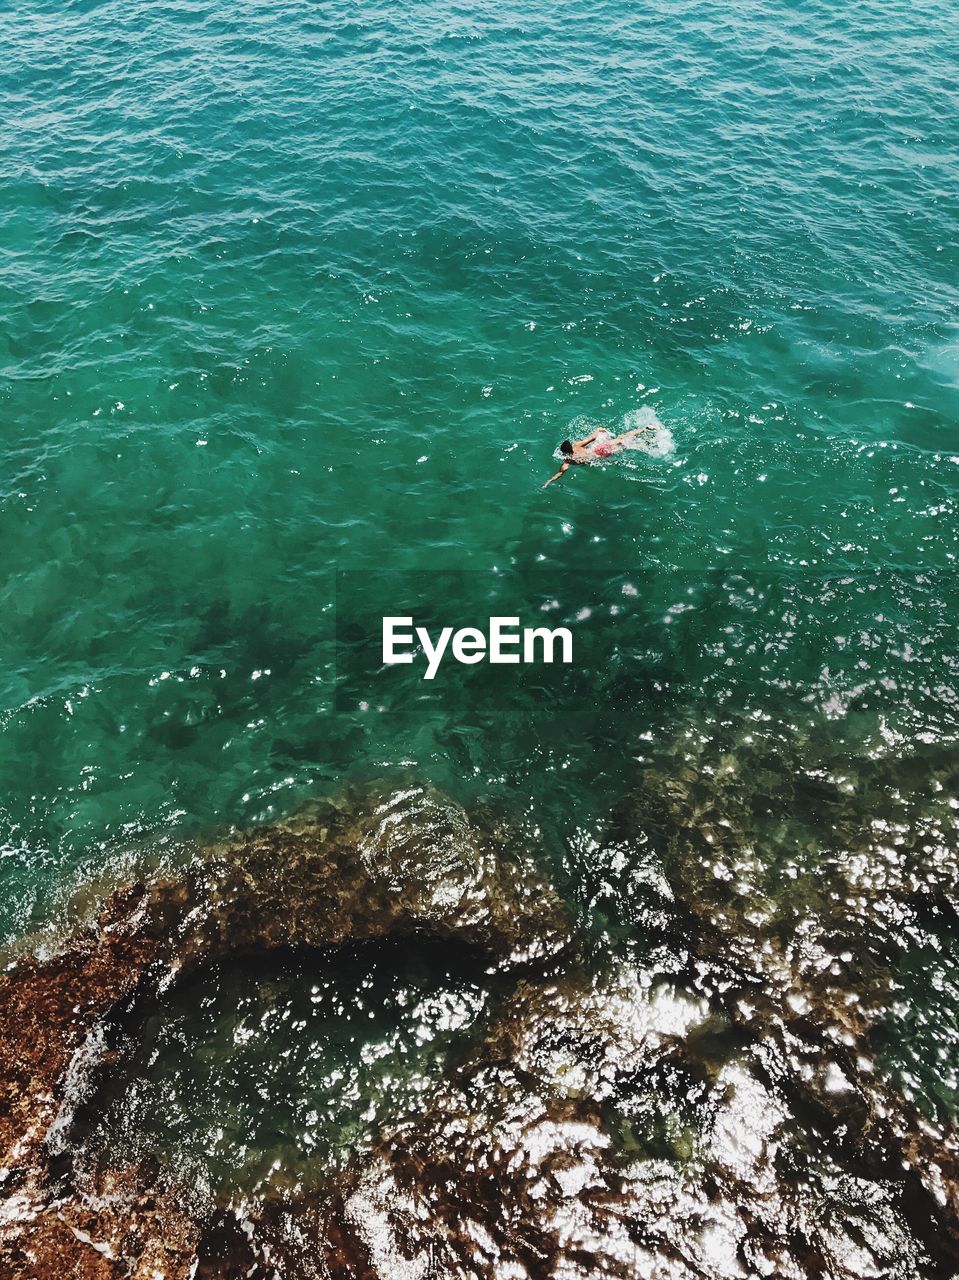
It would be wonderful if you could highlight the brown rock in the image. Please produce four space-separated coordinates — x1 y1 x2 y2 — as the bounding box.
0 785 571 1279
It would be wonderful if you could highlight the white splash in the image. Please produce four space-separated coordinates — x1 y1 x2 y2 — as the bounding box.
619 406 675 458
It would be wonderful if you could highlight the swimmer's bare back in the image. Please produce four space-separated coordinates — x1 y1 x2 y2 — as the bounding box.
543 423 655 486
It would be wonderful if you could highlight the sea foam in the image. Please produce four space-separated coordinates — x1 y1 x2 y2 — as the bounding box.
619 406 675 458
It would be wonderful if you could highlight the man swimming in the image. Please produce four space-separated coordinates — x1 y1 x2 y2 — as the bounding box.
544 422 656 485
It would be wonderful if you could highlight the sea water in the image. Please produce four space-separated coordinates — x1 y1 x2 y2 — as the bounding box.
2 0 958 1206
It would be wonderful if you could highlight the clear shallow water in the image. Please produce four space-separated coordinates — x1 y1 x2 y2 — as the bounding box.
73 940 493 1196
2 0 959 1205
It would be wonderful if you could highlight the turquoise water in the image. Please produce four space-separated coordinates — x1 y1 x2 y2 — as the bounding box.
2 0 959 1169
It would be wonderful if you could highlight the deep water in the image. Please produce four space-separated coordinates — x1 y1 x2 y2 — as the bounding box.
2 0 959 1243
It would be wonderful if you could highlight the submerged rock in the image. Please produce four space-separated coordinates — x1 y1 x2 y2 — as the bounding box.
596 726 959 1272
188 785 571 966
0 882 184 1175
323 963 946 1279
0 883 196 1278
0 1163 199 1280
1 767 957 1278
0 785 571 1277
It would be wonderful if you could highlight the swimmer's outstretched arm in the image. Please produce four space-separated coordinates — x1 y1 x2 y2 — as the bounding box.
544 461 570 486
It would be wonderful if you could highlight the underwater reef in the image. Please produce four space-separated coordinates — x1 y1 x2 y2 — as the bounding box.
0 767 957 1279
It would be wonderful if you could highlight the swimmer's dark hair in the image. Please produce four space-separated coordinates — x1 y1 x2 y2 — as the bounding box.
560 440 573 455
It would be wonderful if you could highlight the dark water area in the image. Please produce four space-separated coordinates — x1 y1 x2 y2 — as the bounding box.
73 939 495 1195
